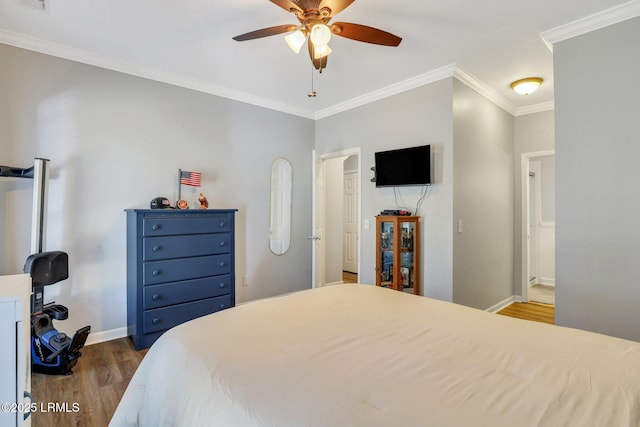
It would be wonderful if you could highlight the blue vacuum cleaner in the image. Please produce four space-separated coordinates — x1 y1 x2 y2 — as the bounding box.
25 251 91 375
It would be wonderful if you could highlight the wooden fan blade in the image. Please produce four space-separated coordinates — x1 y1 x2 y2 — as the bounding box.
232 25 298 41
330 22 402 46
307 39 328 72
319 0 355 17
269 0 303 14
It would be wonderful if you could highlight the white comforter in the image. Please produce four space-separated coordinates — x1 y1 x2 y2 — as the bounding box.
110 284 640 426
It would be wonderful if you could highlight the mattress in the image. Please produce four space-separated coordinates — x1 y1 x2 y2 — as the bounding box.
110 284 640 426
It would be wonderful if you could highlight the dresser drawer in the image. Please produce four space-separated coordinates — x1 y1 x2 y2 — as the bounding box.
143 254 231 285
143 233 231 261
143 215 231 237
143 295 232 334
143 275 231 309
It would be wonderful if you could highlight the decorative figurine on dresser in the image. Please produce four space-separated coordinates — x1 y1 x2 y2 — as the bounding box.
125 209 238 349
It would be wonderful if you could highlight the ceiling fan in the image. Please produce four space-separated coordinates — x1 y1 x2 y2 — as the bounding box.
232 0 402 73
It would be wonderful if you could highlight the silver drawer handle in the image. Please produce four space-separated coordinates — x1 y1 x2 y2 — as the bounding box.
219 283 225 289
152 270 160 276
219 222 226 228
219 304 226 309
152 318 160 325
219 241 226 247
219 262 226 268
152 224 160 231
152 294 160 301
152 245 160 252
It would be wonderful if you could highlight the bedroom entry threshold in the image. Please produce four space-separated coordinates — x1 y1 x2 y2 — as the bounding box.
342 271 358 283
497 302 555 325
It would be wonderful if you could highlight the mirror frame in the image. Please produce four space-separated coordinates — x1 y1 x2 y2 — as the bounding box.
269 157 293 255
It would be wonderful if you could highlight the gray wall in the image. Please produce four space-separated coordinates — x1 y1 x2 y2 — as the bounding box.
555 17 640 341
315 79 455 301
513 110 555 295
452 80 514 309
0 44 314 341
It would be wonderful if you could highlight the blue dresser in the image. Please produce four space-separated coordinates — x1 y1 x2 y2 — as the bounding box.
126 209 237 349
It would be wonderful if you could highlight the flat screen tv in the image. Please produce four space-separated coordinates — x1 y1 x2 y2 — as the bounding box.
374 145 431 187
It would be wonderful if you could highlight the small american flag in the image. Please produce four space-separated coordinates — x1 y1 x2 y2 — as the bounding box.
180 170 202 187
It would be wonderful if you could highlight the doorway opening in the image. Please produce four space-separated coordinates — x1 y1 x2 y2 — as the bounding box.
311 149 361 288
521 150 555 305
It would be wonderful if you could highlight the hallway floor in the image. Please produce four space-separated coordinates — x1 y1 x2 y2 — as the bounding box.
528 284 555 305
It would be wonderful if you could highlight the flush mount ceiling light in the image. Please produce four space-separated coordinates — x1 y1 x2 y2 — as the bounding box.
510 77 544 95
232 0 402 74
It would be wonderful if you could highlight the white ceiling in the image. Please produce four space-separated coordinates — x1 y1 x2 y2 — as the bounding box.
1 0 639 119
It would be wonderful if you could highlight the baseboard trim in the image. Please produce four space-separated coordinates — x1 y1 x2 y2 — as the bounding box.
322 281 344 287
486 296 517 313
85 327 128 346
529 279 556 287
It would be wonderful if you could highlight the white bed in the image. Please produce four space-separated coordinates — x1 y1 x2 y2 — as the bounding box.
110 284 640 426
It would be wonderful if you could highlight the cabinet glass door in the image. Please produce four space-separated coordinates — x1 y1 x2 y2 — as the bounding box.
399 220 415 291
379 221 394 287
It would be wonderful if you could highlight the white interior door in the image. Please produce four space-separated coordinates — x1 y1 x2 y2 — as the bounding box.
343 171 359 274
311 150 325 288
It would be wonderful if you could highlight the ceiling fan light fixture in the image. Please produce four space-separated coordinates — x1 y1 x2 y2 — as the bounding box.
309 24 332 47
313 44 332 59
510 77 543 95
285 30 306 54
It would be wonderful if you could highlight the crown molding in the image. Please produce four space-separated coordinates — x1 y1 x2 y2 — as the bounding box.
2 28 543 121
453 67 516 115
541 0 640 48
315 64 522 119
514 101 554 116
314 64 457 119
0 29 315 119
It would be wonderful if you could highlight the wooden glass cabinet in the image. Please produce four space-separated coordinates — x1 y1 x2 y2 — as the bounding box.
375 215 420 294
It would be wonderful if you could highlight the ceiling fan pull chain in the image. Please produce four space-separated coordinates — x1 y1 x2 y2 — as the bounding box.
308 64 317 97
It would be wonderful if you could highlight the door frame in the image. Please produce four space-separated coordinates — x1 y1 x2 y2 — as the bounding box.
520 150 554 301
312 148 362 288
528 170 537 285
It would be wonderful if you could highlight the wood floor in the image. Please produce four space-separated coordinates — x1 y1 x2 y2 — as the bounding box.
342 271 358 283
29 299 553 426
497 302 555 325
30 337 147 427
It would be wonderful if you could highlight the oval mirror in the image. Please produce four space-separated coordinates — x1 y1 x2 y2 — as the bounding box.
269 158 293 255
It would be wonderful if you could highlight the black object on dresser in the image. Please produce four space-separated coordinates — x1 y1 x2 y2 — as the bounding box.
126 209 238 350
